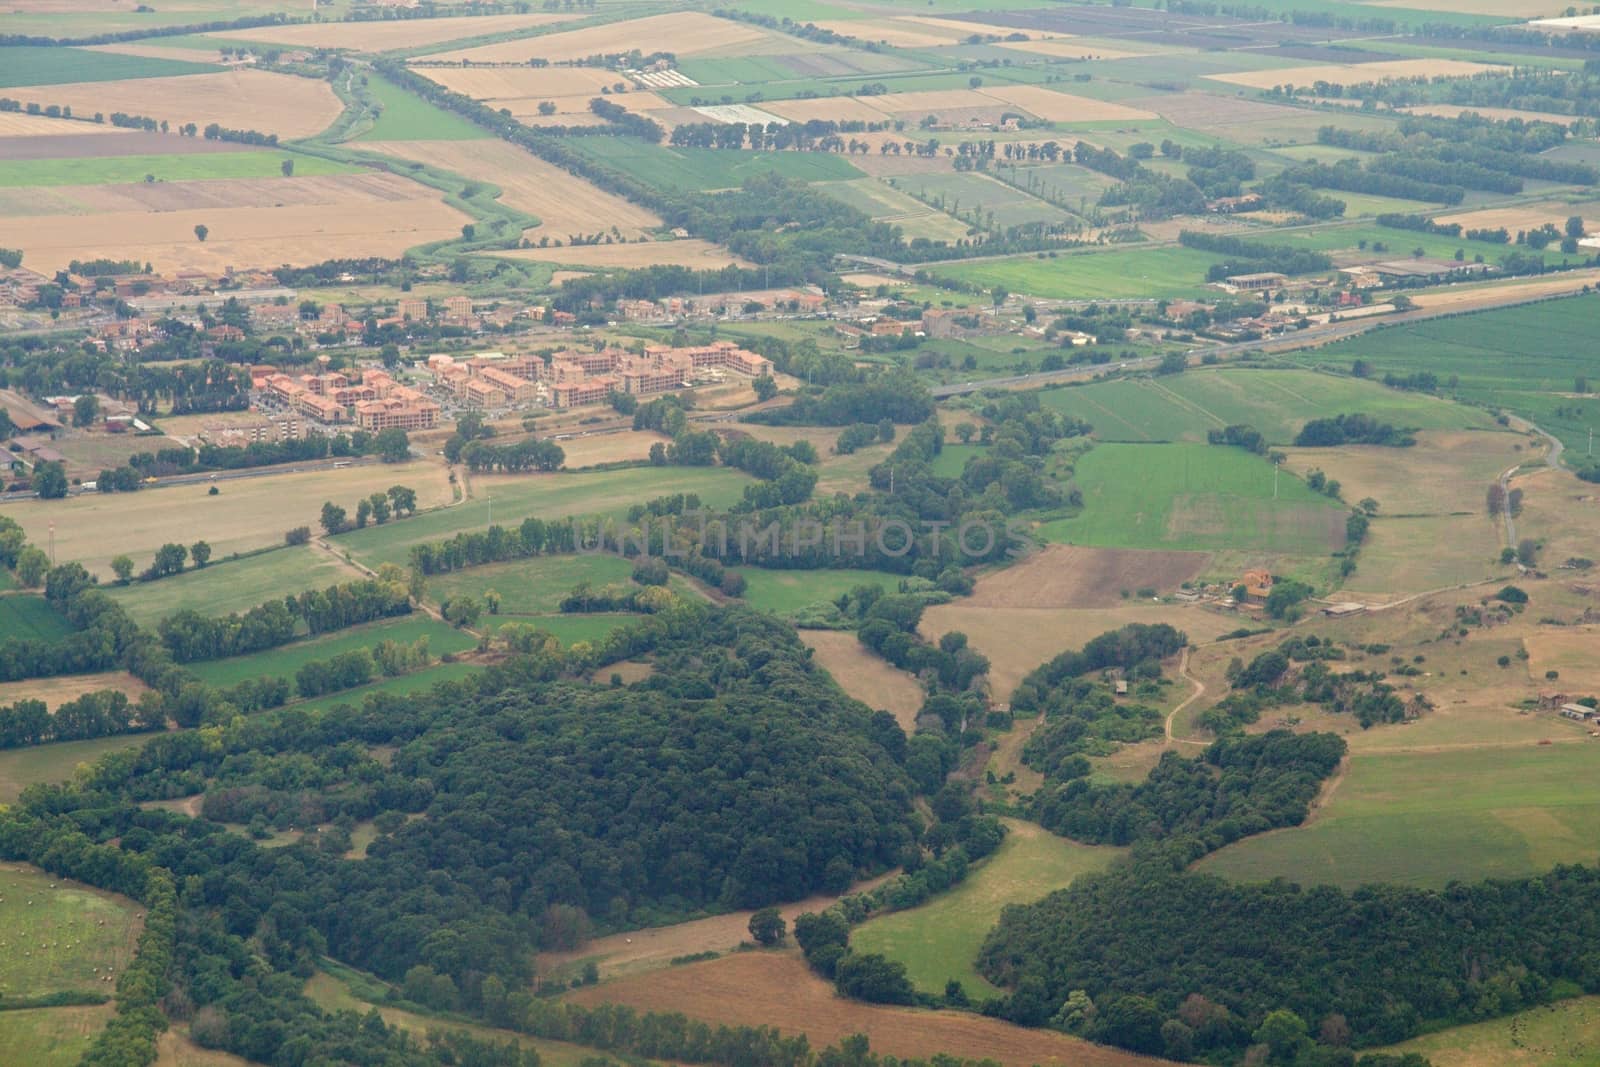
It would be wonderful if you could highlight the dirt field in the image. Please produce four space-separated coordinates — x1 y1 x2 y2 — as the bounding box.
763 96 905 125
1210 59 1510 91
921 601 1237 700
0 171 469 274
1434 204 1586 234
541 872 897 982
0 114 123 138
0 670 150 710
801 630 924 731
1402 104 1580 126
213 12 571 50
492 238 748 270
362 139 659 240
3 70 344 141
6 459 453 578
1405 268 1600 312
426 12 771 64
975 85 1156 122
965 546 1211 609
567 953 1170 1067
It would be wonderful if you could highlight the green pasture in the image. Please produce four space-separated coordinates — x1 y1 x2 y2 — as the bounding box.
814 179 974 243
898 171 1074 229
995 162 1117 209
290 660 480 714
735 567 904 615
336 467 753 570
0 735 151 804
1380 995 1600 1067
1197 743 1600 889
0 1006 110 1067
429 553 634 615
850 821 1122 997
654 64 1053 107
105 546 355 626
568 138 864 192
0 151 353 188
485 612 643 648
1294 293 1600 453
1041 442 1346 554
930 443 986 478
1245 222 1559 264
0 862 139 998
1039 368 1491 445
356 73 486 141
0 596 73 642
927 245 1224 300
186 615 475 687
0 46 217 88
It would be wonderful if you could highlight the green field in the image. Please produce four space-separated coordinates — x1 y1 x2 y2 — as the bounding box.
0 45 217 88
928 245 1225 300
336 468 753 570
357 74 487 141
0 1006 111 1067
996 162 1117 209
1040 368 1491 445
105 546 356 626
0 862 139 998
186 615 476 687
0 595 73 642
897 172 1074 230
0 735 151 804
850 821 1121 997
1293 294 1600 453
1197 744 1600 889
1380 995 1600 1067
430 553 636 615
814 178 973 243
930 443 986 478
1242 222 1559 265
486 612 643 649
735 567 905 615
290 659 480 714
1042 442 1346 554
569 137 864 192
0 151 353 188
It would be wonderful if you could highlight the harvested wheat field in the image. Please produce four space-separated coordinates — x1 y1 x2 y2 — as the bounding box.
0 171 470 274
1434 204 1585 234
802 630 924 731
427 12 770 64
978 85 1156 122
0 670 150 710
501 90 673 119
362 140 659 239
921 602 1236 700
813 18 970 48
5 459 453 579
0 114 123 138
568 953 1171 1067
1402 104 1580 126
1366 0 1572 14
412 65 621 102
1405 267 1600 312
493 238 747 270
213 12 572 51
966 546 1212 609
1210 59 1509 91
84 42 227 62
763 95 904 125
2 70 343 141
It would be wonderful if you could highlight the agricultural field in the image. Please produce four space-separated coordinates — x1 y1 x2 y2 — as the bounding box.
814 178 975 242
1041 442 1347 555
0 862 142 999
735 567 904 615
105 546 358 626
1294 293 1600 453
185 615 476 687
892 171 1075 229
427 552 635 616
5 460 453 579
0 150 353 188
0 735 153 804
0 1005 114 1067
1207 58 1510 91
0 594 73 641
492 237 747 270
422 11 775 65
0 45 217 87
800 630 924 731
851 820 1122 997
569 137 864 193
1039 368 1493 445
1196 742 1600 889
0 671 149 710
355 74 495 142
210 12 574 52
1380 996 1600 1067
928 245 1227 300
336 467 752 570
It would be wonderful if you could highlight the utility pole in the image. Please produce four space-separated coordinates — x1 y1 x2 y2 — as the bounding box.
1273 460 1279 500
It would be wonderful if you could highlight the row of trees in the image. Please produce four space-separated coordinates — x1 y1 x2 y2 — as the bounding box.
156 574 412 662
320 485 420 534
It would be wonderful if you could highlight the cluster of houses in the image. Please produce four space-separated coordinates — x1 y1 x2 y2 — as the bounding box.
256 359 441 431
614 288 827 324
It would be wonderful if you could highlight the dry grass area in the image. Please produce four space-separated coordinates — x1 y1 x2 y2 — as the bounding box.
84 42 227 62
0 671 150 710
1524 628 1600 691
214 12 571 50
427 12 770 64
413 65 621 101
1435 204 1586 233
492 238 747 270
1210 59 1510 91
964 546 1211 609
999 38 1141 60
541 874 896 983
362 139 659 240
1281 430 1528 517
1512 466 1600 577
2 70 344 140
545 429 669 468
1402 104 1580 126
1405 267 1600 312
813 18 970 47
0 171 469 274
154 1028 253 1067
763 96 899 125
567 952 1170 1067
801 630 924 731
5 459 452 578
0 114 123 138
921 602 1237 701
975 85 1156 122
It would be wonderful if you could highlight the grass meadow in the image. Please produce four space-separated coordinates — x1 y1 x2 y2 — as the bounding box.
1041 442 1346 554
0 863 140 998
486 613 642 648
1295 294 1600 453
357 74 487 141
898 172 1075 229
337 467 752 570
928 246 1225 300
0 46 216 88
105 547 356 626
0 151 354 188
735 567 906 615
0 735 153 803
569 137 864 192
428 553 634 616
1197 743 1600 889
1380 995 1600 1067
0 595 74 641
186 615 475 687
0 1005 112 1067
289 660 480 715
850 820 1122 997
1040 368 1491 445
